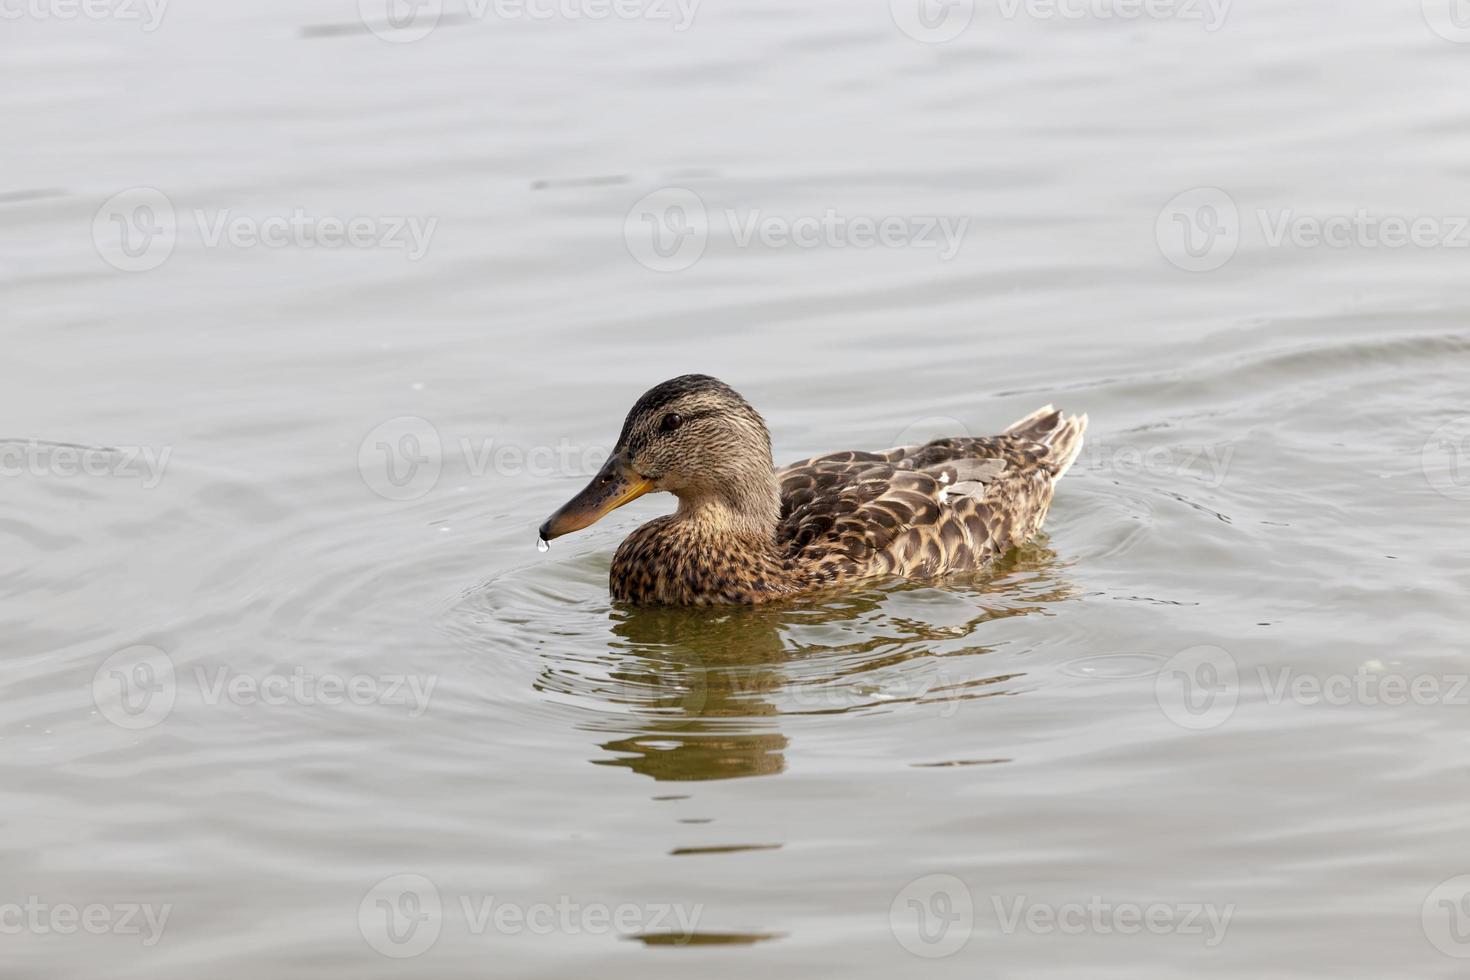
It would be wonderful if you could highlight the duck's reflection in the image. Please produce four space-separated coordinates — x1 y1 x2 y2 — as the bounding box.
594 602 794 781
535 544 1074 782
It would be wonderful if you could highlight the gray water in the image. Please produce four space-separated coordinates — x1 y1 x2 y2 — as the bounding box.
4 0 1470 976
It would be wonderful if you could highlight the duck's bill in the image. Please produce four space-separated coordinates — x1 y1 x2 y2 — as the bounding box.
538 455 653 542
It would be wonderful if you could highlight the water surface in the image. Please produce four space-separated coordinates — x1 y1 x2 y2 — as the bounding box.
3 1 1470 977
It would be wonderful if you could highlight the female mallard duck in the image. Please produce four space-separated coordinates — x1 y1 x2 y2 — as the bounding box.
539 375 1086 606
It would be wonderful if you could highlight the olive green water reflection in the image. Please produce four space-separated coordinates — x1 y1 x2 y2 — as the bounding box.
532 546 1073 782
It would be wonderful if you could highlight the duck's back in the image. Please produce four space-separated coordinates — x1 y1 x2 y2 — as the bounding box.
775 406 1087 587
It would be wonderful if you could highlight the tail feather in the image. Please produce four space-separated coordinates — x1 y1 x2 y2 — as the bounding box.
1007 405 1087 479
1004 404 1060 441
1046 413 1087 478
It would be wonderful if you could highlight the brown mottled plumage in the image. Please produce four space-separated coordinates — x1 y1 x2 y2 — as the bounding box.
538 375 1086 606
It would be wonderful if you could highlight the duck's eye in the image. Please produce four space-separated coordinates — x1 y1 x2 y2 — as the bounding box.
660 413 684 433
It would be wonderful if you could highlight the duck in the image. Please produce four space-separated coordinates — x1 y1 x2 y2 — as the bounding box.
538 374 1086 606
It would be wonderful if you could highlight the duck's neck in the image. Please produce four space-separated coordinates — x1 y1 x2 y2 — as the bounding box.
672 472 782 545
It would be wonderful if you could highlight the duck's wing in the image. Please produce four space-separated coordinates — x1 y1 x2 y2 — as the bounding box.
774 408 1087 582
775 455 993 583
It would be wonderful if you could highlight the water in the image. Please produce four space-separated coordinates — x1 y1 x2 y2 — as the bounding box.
4 1 1470 976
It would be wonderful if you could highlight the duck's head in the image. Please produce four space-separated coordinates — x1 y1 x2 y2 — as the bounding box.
539 374 779 543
